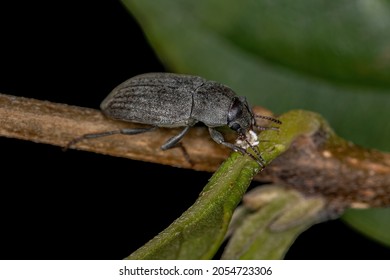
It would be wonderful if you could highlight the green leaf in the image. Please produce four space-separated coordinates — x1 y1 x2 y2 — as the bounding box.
222 185 325 259
126 153 261 259
122 0 390 249
122 0 390 150
343 208 390 247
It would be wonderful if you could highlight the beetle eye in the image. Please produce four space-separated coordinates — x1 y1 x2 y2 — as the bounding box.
228 98 243 124
230 123 241 131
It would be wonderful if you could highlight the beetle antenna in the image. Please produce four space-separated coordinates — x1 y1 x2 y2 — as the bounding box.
255 126 279 132
253 114 281 133
254 114 282 125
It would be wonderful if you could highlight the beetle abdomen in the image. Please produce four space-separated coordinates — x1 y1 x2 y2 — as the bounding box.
101 73 203 127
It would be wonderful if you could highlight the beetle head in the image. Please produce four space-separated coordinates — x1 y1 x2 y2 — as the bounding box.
227 96 281 168
227 97 255 135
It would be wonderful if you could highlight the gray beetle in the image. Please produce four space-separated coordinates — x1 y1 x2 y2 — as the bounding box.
68 73 281 166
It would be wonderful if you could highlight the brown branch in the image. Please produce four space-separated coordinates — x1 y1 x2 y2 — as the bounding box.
0 93 236 171
258 124 390 215
0 93 389 214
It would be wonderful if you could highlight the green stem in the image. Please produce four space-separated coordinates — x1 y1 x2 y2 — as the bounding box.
126 153 260 259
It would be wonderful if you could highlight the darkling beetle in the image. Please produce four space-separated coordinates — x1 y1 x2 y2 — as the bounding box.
67 73 281 166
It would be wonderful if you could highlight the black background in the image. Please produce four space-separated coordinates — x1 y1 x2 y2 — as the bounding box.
0 1 389 260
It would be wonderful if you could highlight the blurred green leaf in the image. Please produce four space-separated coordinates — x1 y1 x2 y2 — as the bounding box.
343 208 390 247
122 0 390 150
222 185 325 259
122 0 390 250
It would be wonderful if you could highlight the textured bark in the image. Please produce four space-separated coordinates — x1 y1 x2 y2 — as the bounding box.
258 126 390 215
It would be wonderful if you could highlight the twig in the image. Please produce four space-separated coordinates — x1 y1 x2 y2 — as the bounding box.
258 111 390 215
0 93 389 215
0 93 231 171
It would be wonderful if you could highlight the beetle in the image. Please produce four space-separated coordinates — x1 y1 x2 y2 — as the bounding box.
67 73 281 166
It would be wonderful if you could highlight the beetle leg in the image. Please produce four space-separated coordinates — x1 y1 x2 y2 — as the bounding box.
208 128 248 154
208 128 264 167
116 127 157 135
65 127 156 150
160 126 191 150
160 126 193 165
